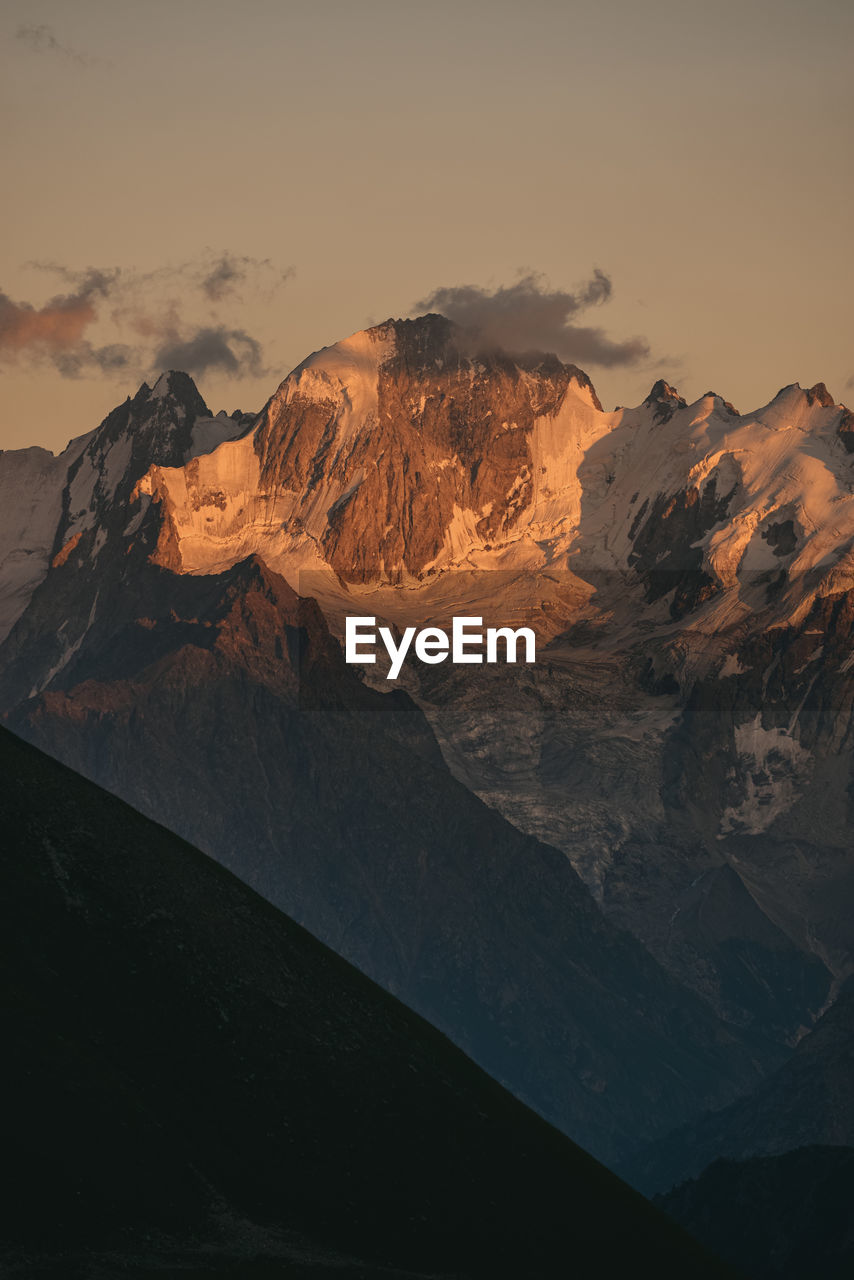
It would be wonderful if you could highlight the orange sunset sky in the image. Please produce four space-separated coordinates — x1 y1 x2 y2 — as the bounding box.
1 0 853 452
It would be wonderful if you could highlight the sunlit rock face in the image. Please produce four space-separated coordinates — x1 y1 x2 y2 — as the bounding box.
136 315 605 586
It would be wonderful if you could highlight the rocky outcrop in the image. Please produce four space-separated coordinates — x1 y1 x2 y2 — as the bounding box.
837 407 854 453
805 381 836 409
627 474 736 618
244 315 603 582
644 379 687 423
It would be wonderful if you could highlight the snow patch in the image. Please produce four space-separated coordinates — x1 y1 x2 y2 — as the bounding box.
30 589 100 696
720 714 811 836
0 441 88 641
718 653 747 678
189 415 248 459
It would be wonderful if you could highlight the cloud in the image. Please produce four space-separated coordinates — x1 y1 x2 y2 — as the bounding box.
1 252 291 382
153 327 265 377
0 288 95 353
29 263 120 295
15 22 96 66
413 270 651 369
32 253 293 307
0 282 139 379
198 252 295 302
51 342 140 379
0 269 122 373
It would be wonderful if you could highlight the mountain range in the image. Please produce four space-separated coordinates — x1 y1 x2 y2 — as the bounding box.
2 311 854 1272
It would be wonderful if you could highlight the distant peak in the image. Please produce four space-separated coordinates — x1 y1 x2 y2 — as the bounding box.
85 372 211 476
805 382 835 409
644 379 686 423
646 379 683 403
769 383 802 406
702 392 740 418
769 382 836 411
148 370 209 412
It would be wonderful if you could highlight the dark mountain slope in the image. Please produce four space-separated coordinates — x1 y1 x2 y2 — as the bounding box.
626 984 854 1193
0 723 734 1279
5 553 776 1167
658 1146 854 1279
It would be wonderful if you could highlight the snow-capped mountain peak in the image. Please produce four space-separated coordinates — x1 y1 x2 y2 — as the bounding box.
2 317 853 655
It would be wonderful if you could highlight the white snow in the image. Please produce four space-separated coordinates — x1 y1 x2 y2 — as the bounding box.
266 323 396 449
29 589 99 696
0 433 91 641
100 431 134 501
188 415 249 460
719 653 748 678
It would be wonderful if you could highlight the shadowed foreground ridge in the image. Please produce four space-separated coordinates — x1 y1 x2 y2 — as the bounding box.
4 555 772 1168
626 982 854 1194
658 1146 854 1279
0 725 734 1278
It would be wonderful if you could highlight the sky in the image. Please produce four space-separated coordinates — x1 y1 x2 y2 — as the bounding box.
1 0 853 451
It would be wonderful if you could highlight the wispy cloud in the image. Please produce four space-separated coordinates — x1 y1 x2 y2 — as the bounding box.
414 270 651 369
15 22 98 67
198 252 295 303
0 269 123 373
0 253 293 382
